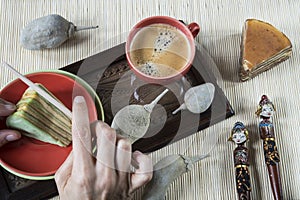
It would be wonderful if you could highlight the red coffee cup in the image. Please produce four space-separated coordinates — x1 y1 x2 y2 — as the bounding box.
126 16 200 84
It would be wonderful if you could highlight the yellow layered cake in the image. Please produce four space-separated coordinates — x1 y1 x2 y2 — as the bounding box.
239 19 292 81
6 84 72 147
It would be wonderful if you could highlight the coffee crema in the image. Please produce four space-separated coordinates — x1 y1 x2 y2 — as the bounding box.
129 23 191 77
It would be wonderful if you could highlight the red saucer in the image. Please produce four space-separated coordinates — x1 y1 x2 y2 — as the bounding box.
0 72 98 178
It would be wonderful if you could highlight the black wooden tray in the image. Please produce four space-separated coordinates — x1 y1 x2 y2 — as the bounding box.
60 43 234 152
0 43 234 200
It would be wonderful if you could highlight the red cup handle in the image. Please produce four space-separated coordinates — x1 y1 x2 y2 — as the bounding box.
187 22 200 38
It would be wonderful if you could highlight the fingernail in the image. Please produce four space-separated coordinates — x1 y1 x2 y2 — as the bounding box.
0 99 16 110
74 96 85 103
132 151 143 164
5 104 16 110
6 135 18 141
133 150 142 156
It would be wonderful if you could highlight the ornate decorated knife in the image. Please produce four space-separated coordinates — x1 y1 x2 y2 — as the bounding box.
256 95 282 200
228 121 251 200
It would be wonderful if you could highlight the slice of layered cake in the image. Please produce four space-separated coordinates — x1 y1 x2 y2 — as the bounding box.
239 19 292 81
6 84 72 147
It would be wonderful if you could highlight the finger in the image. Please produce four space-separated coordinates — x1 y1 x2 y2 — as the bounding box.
0 98 16 116
130 151 153 192
90 120 99 157
115 138 132 182
0 130 21 147
55 152 74 190
95 121 116 170
71 96 93 175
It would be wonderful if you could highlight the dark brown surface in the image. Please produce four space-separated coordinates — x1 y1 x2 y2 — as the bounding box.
0 169 57 200
0 42 234 200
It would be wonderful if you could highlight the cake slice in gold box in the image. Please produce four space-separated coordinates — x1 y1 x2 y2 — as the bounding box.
6 84 72 147
239 19 292 81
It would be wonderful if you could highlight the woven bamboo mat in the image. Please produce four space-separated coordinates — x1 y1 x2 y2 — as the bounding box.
1 0 300 199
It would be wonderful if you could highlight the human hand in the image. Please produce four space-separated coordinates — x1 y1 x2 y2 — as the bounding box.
0 98 21 147
55 96 153 200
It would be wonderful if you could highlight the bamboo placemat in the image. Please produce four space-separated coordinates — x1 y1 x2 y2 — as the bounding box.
1 0 299 199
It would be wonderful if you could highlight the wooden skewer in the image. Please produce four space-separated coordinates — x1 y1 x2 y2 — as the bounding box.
2 62 72 119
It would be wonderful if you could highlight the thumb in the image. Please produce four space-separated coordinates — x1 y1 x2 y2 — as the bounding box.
0 130 21 147
0 98 16 117
130 151 153 192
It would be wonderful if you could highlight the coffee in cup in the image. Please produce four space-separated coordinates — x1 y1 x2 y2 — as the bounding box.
126 16 200 84
129 23 191 77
